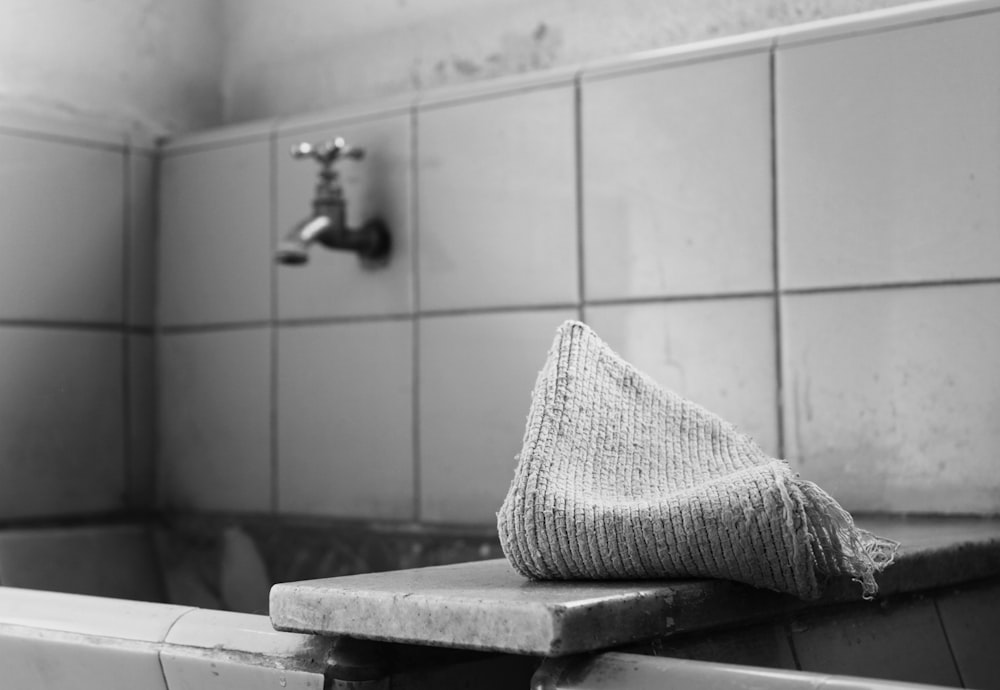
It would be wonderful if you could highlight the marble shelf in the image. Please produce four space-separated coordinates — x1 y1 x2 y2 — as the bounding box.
269 516 1000 656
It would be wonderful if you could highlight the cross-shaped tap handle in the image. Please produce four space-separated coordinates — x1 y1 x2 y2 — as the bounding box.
290 138 365 168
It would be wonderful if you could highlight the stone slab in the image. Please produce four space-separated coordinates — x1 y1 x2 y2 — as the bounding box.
269 517 1000 656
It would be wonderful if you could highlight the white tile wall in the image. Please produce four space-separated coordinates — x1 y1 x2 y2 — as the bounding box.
159 329 272 512
419 309 576 523
777 12 1000 289
417 87 578 311
583 52 773 300
276 115 414 320
0 328 124 520
150 4 1000 520
0 134 124 323
782 284 1000 513
159 139 272 326
278 320 414 519
586 298 779 457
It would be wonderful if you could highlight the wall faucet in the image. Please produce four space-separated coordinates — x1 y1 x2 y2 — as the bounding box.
276 138 391 266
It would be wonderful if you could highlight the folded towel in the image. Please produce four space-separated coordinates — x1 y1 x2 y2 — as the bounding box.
498 320 897 599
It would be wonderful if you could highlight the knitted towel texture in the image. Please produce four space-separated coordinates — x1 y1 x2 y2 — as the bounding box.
498 321 897 600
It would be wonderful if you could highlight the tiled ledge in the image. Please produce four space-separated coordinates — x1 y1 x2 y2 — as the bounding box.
269 516 1000 656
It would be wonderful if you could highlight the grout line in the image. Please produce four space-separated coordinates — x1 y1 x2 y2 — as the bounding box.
410 105 422 522
417 76 575 114
586 291 775 308
769 46 787 461
574 72 586 324
150 150 163 509
151 277 1000 337
420 302 581 319
774 4 1000 52
584 43 772 84
269 128 280 514
783 621 802 671
278 312 414 328
122 145 134 506
932 596 966 688
782 276 1000 296
158 320 273 335
0 319 127 332
0 124 125 152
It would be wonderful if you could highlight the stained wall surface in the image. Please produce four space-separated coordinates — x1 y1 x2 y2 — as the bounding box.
0 0 223 134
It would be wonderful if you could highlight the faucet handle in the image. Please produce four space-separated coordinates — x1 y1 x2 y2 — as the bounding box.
291 138 365 168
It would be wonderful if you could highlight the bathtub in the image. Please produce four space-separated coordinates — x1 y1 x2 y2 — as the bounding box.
0 522 334 689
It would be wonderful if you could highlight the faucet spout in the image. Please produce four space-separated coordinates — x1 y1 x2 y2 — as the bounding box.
276 216 333 265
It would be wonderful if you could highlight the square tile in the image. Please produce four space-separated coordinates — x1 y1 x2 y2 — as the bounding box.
417 88 578 311
782 284 1000 513
127 334 155 508
0 133 124 323
777 12 1000 289
159 328 272 512
0 525 164 602
419 309 577 523
277 320 414 519
0 328 124 519
935 580 1000 690
583 52 773 300
129 151 157 326
0 631 167 690
276 115 414 319
789 597 960 685
159 139 271 326
586 297 779 456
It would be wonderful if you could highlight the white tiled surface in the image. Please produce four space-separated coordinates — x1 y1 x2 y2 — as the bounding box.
782 284 1000 513
417 88 578 311
0 631 168 690
0 587 190 640
159 329 272 512
583 52 773 300
278 320 414 519
420 309 576 523
276 115 413 320
129 151 157 326
0 328 124 520
128 335 155 507
0 133 124 323
586 298 779 457
159 139 271 326
777 12 1000 289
